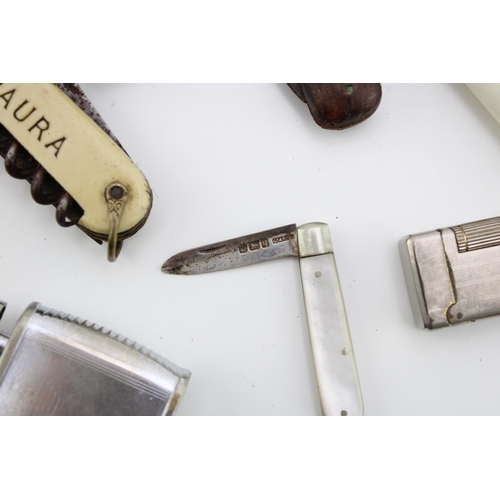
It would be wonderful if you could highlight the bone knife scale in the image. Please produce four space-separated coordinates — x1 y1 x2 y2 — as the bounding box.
162 222 363 416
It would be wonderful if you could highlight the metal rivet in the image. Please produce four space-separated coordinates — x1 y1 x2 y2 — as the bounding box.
109 185 125 200
344 85 354 95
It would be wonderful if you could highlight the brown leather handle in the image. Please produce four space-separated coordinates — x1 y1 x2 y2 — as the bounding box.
288 83 382 130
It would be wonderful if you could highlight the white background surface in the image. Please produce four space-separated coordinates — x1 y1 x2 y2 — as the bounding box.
2 83 500 416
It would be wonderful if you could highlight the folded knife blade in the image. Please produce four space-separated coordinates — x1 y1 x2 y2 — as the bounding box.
162 222 363 416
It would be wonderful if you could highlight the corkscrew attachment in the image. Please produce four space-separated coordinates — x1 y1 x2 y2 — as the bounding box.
0 130 84 226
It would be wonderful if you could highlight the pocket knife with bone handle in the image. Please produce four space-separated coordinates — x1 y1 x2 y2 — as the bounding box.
162 222 363 416
400 214 500 329
0 300 190 415
0 83 152 261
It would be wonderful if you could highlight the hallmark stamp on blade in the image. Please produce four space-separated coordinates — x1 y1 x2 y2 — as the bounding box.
238 233 295 254
239 238 270 253
272 234 295 244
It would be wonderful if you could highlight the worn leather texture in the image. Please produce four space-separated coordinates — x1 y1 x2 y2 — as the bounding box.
288 83 382 130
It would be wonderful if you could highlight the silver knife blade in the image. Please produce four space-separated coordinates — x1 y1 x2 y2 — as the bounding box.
162 223 299 274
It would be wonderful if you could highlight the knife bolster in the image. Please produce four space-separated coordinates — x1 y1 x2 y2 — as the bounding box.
297 222 333 257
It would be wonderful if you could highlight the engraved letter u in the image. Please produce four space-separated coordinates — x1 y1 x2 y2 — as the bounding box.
13 100 36 122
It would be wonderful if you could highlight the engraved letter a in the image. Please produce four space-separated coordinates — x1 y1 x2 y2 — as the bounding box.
0 88 15 109
45 137 66 158
13 100 36 122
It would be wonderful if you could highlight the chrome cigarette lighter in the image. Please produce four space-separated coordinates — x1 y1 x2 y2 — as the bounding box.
400 215 500 329
0 301 190 415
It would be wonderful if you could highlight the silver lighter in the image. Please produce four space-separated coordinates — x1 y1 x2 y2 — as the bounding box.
0 301 190 415
400 214 500 329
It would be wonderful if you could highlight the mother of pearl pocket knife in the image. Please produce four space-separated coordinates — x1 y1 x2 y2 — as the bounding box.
162 222 363 416
400 214 500 329
0 300 190 415
0 83 152 261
